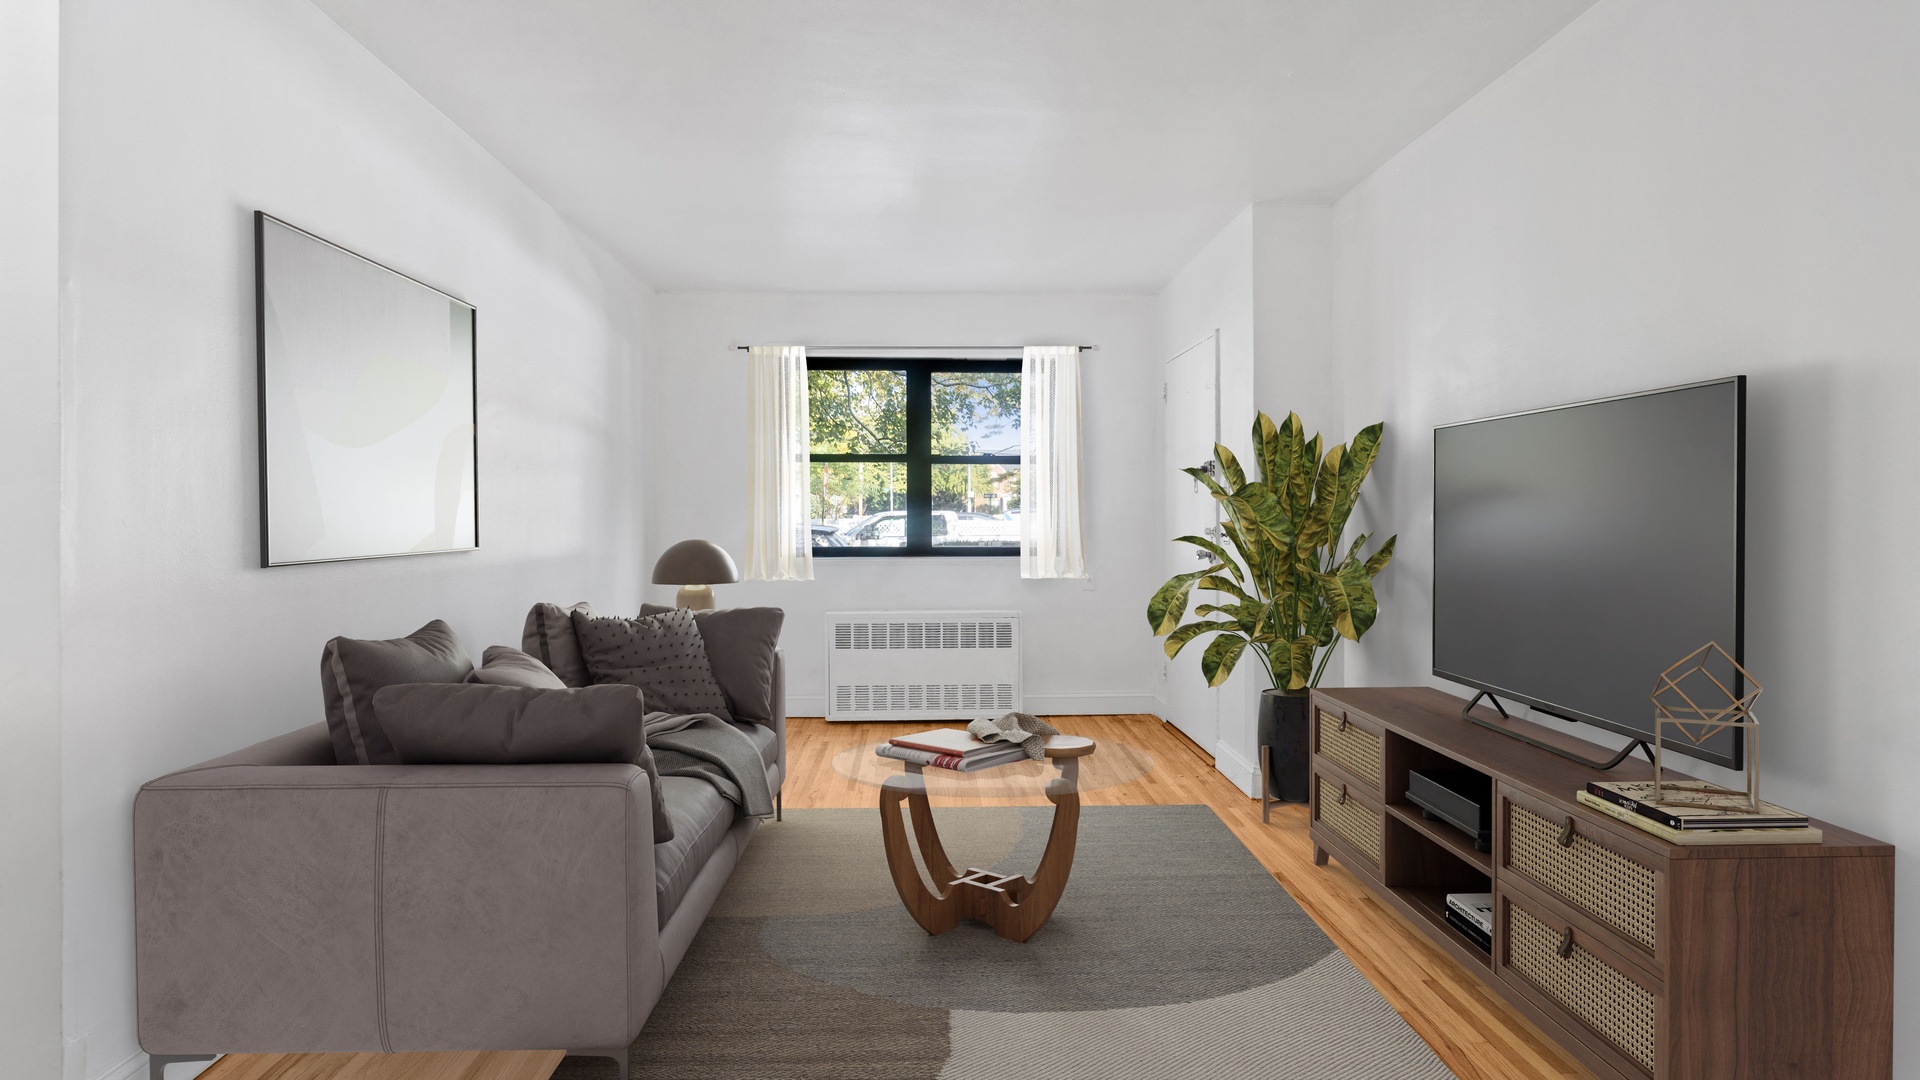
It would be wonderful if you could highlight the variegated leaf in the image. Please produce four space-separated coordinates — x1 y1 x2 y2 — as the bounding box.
1148 565 1223 635
1201 634 1250 688
1163 619 1238 659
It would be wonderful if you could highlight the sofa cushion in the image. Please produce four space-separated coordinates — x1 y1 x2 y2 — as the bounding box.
321 620 472 766
652 775 735 928
522 602 596 688
641 605 785 723
573 608 733 720
464 645 566 689
371 682 672 843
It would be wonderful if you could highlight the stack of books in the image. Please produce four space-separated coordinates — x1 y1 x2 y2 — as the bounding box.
1444 892 1493 954
1579 780 1822 845
876 728 1030 772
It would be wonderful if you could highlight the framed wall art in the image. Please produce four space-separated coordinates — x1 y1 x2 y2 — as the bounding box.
255 211 477 566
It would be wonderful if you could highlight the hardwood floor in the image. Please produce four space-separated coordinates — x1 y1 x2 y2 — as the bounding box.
200 714 1587 1080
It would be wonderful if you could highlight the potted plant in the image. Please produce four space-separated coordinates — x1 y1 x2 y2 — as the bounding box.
1147 411 1396 802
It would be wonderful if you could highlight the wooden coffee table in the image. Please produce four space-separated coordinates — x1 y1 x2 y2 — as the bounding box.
878 734 1096 942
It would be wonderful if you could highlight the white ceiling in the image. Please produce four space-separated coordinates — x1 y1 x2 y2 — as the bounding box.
313 0 1594 293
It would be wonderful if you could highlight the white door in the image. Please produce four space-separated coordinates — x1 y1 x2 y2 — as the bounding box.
1163 332 1220 752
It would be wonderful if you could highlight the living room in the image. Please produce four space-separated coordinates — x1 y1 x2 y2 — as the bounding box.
4 1 1915 1079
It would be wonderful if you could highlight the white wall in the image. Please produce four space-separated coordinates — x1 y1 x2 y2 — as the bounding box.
0 2 66 1077
58 1 654 1076
1331 0 1920 1064
647 292 1164 717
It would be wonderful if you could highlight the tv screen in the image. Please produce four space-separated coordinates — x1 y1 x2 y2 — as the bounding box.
1432 377 1745 769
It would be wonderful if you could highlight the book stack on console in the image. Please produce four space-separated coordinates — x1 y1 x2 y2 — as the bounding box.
876 728 1030 772
1579 780 1822 845
1444 892 1493 954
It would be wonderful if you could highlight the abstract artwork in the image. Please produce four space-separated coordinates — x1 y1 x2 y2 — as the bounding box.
256 212 477 566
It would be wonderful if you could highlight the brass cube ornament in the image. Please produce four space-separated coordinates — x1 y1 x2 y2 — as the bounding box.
1648 641 1762 811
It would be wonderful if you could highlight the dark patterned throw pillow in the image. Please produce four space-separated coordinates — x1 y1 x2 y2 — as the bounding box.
570 607 733 720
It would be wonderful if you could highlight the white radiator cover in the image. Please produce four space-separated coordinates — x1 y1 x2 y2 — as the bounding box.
825 611 1022 721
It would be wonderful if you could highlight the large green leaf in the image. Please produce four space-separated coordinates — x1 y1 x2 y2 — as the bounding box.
1319 558 1380 640
1174 535 1242 581
1147 565 1222 635
1298 442 1343 554
1214 443 1246 492
1224 483 1292 548
1327 422 1384 546
1201 634 1249 687
1163 619 1238 659
1251 413 1280 487
1196 575 1254 604
1182 466 1229 500
1285 635 1318 690
1363 534 1397 578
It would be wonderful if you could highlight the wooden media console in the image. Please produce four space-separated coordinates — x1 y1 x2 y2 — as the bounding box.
1308 687 1894 1080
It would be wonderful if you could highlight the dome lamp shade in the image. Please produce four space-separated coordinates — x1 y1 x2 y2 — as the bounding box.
651 539 741 610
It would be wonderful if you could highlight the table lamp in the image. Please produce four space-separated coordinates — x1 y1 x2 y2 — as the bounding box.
652 539 740 610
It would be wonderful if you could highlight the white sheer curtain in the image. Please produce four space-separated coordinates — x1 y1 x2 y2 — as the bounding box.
1020 345 1088 579
744 345 813 581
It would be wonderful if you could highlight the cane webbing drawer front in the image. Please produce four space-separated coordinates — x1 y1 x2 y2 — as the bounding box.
1316 709 1382 789
1316 775 1382 866
1508 801 1658 950
1507 902 1658 1075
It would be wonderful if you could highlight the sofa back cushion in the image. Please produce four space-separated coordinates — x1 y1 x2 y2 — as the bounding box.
321 620 472 765
373 682 673 843
640 605 785 724
466 645 567 689
521 602 596 688
572 607 733 721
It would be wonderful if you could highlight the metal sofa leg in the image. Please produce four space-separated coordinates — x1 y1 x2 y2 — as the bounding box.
572 1048 630 1080
149 1055 218 1080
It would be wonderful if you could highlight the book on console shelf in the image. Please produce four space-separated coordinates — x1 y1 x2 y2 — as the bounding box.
1443 892 1493 954
1586 780 1809 830
1576 790 1823 845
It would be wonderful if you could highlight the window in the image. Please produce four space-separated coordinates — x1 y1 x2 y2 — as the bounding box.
808 358 1021 556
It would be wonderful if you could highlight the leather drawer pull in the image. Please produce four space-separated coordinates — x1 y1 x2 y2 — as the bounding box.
1337 784 1350 805
1557 927 1575 959
1338 716 1351 733
1558 816 1578 848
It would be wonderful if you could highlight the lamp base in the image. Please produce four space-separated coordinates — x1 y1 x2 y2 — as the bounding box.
676 584 717 610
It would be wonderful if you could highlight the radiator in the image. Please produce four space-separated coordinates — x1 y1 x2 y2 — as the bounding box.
825 611 1022 721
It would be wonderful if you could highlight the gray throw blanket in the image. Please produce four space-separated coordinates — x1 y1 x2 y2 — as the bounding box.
966 711 1061 760
644 711 776 819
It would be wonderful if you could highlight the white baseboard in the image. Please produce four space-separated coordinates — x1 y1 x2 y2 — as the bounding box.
801 692 1162 721
1213 740 1259 797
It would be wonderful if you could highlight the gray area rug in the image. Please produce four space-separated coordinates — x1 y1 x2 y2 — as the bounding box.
551 805 1453 1079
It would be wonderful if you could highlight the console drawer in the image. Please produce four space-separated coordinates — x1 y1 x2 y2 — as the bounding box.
1505 792 1660 952
1314 705 1383 790
1503 893 1659 1077
1314 772 1383 868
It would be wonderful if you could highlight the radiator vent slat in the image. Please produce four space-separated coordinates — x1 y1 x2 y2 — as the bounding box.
826 611 1022 721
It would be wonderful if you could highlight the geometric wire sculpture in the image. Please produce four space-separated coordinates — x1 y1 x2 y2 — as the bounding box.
1648 641 1762 811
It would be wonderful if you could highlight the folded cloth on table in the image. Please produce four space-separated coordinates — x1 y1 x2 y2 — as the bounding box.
645 711 777 818
966 712 1061 761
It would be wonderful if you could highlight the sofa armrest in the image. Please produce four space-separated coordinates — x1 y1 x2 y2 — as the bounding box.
135 763 661 1055
770 648 787 787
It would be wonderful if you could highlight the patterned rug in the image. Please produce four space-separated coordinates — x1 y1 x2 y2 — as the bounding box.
551 805 1453 1079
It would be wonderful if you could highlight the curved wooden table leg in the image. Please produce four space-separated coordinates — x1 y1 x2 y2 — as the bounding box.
879 746 1093 942
880 771 961 935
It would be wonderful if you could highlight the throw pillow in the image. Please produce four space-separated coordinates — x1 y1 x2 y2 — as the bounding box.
571 607 733 720
320 619 472 766
640 605 785 724
466 645 567 689
521 601 596 688
372 682 672 843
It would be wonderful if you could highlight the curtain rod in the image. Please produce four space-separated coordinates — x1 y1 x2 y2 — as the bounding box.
731 344 1097 352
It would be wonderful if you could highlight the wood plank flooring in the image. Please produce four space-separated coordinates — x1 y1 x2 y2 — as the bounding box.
200 715 1586 1080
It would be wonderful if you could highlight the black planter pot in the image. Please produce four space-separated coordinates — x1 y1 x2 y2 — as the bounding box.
1259 689 1311 802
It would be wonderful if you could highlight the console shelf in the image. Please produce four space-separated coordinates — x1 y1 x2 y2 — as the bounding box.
1307 686 1894 1080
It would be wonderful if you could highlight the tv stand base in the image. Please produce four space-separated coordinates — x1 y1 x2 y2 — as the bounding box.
1458 691 1653 770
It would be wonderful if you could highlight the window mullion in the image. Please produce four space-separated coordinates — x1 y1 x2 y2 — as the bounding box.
906 364 932 552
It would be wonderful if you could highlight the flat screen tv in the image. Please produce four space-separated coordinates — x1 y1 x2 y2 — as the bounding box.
1432 377 1745 769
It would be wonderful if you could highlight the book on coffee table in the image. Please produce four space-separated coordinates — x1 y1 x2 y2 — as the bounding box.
876 743 1029 772
888 728 1002 756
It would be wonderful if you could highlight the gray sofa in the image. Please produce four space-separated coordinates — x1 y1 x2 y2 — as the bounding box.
133 621 784 1080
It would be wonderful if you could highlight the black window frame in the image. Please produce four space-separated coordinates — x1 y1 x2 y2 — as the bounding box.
808 356 1022 558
